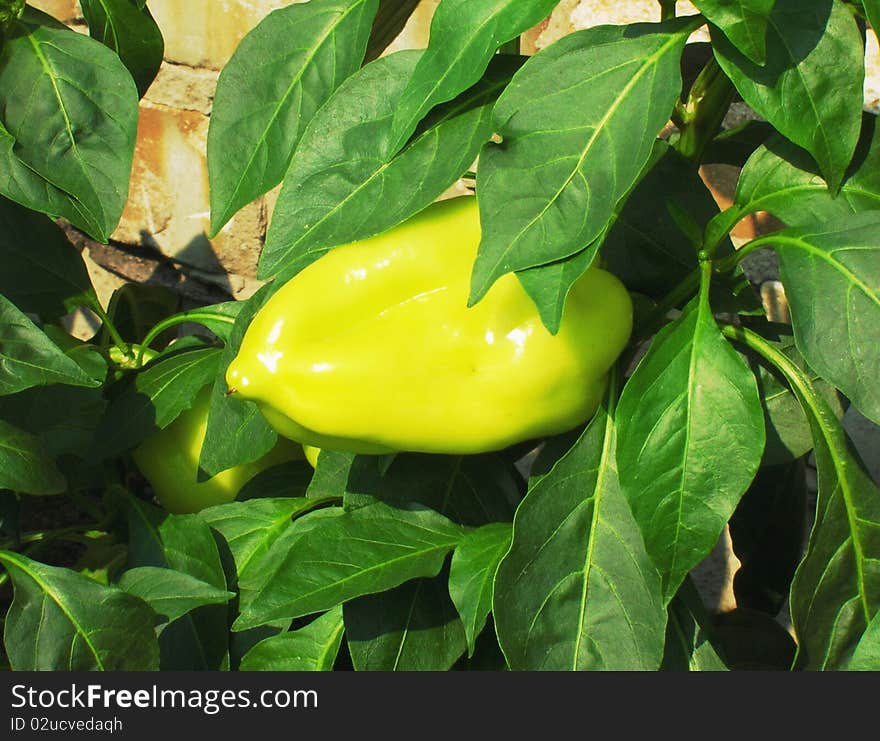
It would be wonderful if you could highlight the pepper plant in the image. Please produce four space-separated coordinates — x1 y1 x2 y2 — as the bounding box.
0 0 878 671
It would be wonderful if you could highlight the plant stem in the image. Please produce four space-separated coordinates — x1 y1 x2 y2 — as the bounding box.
137 310 236 366
658 0 677 21
674 56 736 165
88 299 131 359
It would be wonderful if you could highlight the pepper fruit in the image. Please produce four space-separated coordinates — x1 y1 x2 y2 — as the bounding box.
226 196 633 455
131 385 302 514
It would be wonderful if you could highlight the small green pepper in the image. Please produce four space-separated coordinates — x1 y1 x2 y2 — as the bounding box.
132 385 302 513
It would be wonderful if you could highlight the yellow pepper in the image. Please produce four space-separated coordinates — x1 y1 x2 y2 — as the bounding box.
132 385 302 514
226 196 633 455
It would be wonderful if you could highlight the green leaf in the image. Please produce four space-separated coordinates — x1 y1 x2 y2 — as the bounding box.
0 550 159 670
721 324 880 670
601 143 731 300
0 384 106 461
208 0 379 236
44 327 108 385
123 496 231 670
200 286 279 478
790 398 880 669
100 282 180 347
343 452 522 526
616 292 766 603
259 51 520 280
845 609 880 670
866 2 880 43
661 578 729 670
515 237 602 336
234 501 465 630
0 197 96 317
448 522 512 657
749 331 846 465
469 17 697 303
0 295 100 396
0 8 139 241
494 395 667 670
117 566 235 630
235 460 315 501
514 140 702 332
199 497 333 581
236 507 344 612
345 574 467 671
729 118 880 229
772 213 880 425
91 346 222 461
692 0 774 64
711 0 864 193
240 606 345 671
0 417 65 494
387 0 558 152
79 0 164 97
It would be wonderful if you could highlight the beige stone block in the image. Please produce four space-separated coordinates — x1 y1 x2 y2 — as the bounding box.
147 0 299 70
143 62 219 115
28 0 81 23
381 0 438 54
114 102 266 279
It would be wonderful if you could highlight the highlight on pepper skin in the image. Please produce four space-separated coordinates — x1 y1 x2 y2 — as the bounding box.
226 195 634 456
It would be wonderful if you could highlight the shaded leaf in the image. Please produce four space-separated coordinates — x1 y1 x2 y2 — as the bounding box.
0 294 99 396
345 574 466 671
199 497 333 581
0 417 65 495
200 285 280 478
118 566 234 630
91 346 222 461
0 550 159 670
0 196 96 317
601 143 731 300
80 0 164 97
750 332 846 465
0 384 106 461
240 606 345 671
123 496 231 670
661 578 729 670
